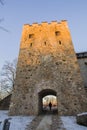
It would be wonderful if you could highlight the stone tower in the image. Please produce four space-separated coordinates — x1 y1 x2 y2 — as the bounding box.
9 20 87 115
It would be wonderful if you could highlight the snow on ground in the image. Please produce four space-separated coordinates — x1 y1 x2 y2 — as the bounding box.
0 111 87 130
77 112 87 116
0 111 35 130
61 116 87 130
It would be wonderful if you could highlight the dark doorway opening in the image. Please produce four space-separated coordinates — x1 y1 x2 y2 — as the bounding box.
38 89 58 115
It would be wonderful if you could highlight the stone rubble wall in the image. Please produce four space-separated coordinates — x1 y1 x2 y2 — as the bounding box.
77 57 87 87
9 20 87 116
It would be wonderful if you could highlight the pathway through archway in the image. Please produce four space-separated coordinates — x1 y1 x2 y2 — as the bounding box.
38 89 58 115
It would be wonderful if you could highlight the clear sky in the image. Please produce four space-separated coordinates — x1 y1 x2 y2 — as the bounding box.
0 0 87 71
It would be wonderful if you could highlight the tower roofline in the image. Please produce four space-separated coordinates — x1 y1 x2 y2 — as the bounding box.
24 20 67 27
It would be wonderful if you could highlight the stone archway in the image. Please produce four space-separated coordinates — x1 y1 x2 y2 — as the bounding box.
38 89 58 114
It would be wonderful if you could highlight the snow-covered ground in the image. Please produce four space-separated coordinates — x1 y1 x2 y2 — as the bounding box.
61 116 87 130
0 111 87 130
0 111 35 130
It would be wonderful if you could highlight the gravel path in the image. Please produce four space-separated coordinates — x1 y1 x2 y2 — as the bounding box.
26 115 66 130
26 115 43 130
52 115 66 130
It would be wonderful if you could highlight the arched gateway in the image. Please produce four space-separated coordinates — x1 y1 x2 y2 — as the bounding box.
9 20 87 115
38 89 57 114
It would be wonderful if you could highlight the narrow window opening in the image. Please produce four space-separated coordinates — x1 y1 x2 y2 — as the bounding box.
59 41 61 45
44 42 46 45
30 43 32 47
29 34 34 38
55 31 61 36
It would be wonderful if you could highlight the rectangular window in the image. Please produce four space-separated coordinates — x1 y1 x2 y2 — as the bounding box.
29 34 34 38
55 31 61 36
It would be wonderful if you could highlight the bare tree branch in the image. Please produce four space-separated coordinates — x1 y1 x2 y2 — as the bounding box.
0 18 4 23
0 19 10 32
0 26 9 32
0 58 17 95
0 1 9 32
0 0 4 5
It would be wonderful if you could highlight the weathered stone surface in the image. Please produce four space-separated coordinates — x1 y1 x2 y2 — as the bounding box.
76 52 87 87
76 113 87 126
9 20 87 116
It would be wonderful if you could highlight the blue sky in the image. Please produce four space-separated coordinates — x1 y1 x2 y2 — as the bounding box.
0 0 87 70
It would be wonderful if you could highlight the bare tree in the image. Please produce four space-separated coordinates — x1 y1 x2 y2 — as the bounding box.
0 58 17 95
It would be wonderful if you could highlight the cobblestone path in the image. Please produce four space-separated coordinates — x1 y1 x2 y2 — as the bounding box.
26 115 66 130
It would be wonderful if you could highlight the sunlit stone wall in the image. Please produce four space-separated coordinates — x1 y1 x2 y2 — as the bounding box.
9 20 87 115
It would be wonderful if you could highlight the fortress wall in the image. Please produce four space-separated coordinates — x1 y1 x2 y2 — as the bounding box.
9 21 87 115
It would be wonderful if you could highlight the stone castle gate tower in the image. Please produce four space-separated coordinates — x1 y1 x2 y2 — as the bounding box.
9 20 87 115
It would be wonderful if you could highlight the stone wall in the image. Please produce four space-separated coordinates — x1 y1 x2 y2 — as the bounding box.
9 20 87 116
76 52 87 87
